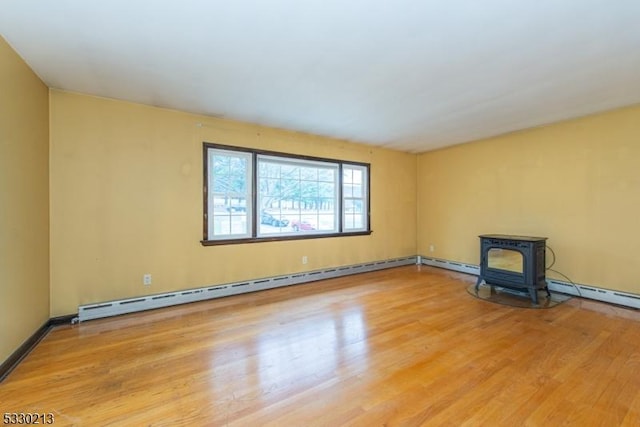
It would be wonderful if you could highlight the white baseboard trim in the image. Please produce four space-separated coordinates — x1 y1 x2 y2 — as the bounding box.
420 256 481 276
419 255 640 310
78 256 417 322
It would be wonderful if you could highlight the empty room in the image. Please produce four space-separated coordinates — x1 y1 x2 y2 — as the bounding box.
2 1 640 425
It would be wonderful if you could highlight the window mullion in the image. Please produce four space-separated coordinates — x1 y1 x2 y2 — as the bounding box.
338 163 343 233
251 152 258 238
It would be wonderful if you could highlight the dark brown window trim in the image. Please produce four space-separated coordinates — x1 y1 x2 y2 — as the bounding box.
202 142 371 246
200 230 373 246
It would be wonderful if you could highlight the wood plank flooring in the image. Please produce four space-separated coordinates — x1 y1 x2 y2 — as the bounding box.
2 265 640 426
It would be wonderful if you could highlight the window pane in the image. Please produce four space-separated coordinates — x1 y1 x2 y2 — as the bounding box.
343 164 368 232
258 161 278 178
300 167 317 181
281 164 298 179
303 181 319 198
257 156 338 237
318 169 335 182
317 214 336 231
343 183 353 198
207 149 252 240
345 199 363 213
319 182 333 197
260 178 282 197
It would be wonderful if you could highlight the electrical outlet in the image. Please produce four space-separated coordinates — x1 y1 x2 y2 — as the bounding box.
429 244 435 252
143 274 152 286
302 256 308 264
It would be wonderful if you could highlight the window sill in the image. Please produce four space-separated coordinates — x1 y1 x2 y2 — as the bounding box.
201 230 372 246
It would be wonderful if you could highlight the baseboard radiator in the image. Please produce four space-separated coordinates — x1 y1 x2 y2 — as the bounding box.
419 255 640 310
78 256 417 322
78 254 640 322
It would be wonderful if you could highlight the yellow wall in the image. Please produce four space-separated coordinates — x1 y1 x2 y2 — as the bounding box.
0 37 50 364
417 105 640 294
7 33 640 357
49 91 417 316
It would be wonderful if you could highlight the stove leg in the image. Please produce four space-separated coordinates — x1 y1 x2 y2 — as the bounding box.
475 276 483 292
529 287 539 305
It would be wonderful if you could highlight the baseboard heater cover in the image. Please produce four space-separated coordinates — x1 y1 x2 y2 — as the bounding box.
78 256 417 322
420 255 640 310
420 256 481 276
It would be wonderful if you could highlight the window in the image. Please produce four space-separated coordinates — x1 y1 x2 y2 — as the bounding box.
343 164 368 232
206 148 252 240
203 143 370 244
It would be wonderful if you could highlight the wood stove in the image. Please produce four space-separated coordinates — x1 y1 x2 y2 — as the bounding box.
475 234 548 304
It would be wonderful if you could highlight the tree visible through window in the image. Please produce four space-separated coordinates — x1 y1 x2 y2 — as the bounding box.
203 143 370 244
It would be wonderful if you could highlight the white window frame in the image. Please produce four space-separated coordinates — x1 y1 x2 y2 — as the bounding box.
257 155 339 238
343 164 369 232
206 148 253 240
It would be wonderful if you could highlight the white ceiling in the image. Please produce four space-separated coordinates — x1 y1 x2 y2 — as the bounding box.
2 0 640 153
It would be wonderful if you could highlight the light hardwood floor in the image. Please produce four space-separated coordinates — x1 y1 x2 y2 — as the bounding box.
2 265 640 426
